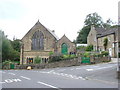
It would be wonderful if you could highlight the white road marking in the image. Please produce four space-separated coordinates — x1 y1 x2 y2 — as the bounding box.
86 66 115 71
70 69 74 70
94 66 114 70
8 73 16 75
37 81 61 90
60 73 65 76
53 72 61 75
91 66 99 67
20 76 31 80
12 79 22 82
86 69 93 71
57 69 66 72
39 70 85 80
5 79 13 83
0 82 6 84
5 79 21 83
76 68 82 70
64 74 68 76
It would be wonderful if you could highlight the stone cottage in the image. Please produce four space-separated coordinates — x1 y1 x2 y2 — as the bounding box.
20 20 76 64
87 25 119 57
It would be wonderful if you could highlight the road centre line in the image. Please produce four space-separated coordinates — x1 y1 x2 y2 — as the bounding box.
86 66 115 71
37 81 62 90
20 76 31 80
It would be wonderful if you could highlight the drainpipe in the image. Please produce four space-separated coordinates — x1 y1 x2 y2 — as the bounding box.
21 43 24 65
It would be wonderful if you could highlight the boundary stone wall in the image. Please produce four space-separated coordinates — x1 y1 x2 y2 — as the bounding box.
15 56 111 69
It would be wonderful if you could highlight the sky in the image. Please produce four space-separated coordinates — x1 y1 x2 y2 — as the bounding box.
0 0 119 41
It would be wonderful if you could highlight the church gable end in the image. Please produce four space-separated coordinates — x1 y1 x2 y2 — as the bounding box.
20 20 76 64
57 35 76 55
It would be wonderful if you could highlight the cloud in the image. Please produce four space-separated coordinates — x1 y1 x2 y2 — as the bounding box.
0 0 119 41
0 0 27 20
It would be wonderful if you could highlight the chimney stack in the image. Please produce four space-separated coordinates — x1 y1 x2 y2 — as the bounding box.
52 30 55 33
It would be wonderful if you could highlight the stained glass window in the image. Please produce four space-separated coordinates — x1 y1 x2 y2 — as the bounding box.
31 31 44 50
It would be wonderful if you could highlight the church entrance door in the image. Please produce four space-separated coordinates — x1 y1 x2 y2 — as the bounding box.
61 43 68 54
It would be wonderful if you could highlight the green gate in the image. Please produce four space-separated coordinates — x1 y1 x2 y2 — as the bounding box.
10 64 15 69
81 57 90 63
61 43 68 54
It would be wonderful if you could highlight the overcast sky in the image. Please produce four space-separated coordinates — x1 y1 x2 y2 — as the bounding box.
0 0 119 41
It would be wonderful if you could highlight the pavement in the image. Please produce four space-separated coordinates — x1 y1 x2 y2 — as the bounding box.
0 60 119 89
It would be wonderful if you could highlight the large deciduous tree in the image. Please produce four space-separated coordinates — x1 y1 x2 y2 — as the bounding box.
84 12 103 27
1 30 20 62
76 26 90 44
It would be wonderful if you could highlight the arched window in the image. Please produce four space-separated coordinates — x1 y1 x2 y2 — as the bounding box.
61 43 68 54
31 31 44 50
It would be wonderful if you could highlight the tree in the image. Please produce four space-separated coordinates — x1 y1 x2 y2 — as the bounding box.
2 31 13 61
76 12 104 44
103 38 108 51
11 39 21 52
84 12 103 27
1 30 20 62
103 19 114 29
76 12 114 44
76 26 90 43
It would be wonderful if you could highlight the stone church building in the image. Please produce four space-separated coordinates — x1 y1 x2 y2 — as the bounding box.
20 20 76 64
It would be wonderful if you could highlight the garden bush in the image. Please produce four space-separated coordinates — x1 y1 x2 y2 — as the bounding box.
101 51 109 57
86 45 93 51
83 52 91 57
34 56 42 64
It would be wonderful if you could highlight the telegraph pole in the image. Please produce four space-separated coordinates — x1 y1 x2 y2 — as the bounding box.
118 1 120 79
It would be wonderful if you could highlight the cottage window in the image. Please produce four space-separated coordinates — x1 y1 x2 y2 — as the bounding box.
31 31 44 50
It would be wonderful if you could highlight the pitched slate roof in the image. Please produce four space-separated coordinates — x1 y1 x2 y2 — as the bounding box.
95 27 117 38
95 27 106 34
22 20 59 40
47 28 59 40
36 20 59 40
58 34 73 43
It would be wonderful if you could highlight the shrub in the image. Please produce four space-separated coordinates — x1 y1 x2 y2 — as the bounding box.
70 54 76 58
83 52 91 57
63 55 69 59
86 45 93 51
49 51 54 56
103 38 108 51
48 54 77 63
101 51 109 57
77 46 86 51
49 56 63 63
34 56 41 64
2 60 12 69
